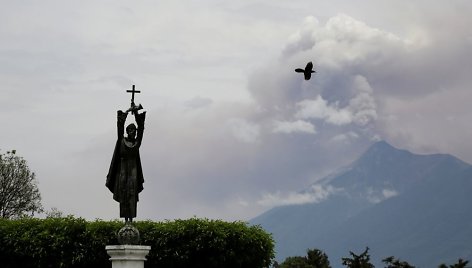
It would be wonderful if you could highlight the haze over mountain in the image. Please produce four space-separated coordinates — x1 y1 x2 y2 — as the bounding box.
251 141 472 267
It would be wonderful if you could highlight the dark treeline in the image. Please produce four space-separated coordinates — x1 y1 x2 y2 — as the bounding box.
274 247 470 268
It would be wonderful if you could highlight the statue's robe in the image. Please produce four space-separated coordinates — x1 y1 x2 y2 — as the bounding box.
106 110 146 219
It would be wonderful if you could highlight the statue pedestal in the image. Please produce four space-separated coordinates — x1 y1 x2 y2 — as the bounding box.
106 245 151 268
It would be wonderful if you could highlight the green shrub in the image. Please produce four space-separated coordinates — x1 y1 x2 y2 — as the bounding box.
0 217 274 268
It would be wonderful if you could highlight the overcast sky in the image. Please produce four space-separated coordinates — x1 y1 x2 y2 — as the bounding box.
1 0 471 221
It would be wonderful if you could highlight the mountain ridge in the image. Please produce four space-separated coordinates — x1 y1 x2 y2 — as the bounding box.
250 141 472 267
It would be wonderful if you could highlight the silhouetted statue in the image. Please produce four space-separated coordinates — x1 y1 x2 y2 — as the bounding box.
106 85 146 223
295 61 316 80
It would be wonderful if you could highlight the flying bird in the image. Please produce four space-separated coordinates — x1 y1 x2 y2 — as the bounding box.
295 61 316 80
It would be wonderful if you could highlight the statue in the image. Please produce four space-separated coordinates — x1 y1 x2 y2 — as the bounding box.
106 85 146 223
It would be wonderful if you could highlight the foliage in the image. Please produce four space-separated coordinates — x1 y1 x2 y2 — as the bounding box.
278 247 471 268
341 247 374 268
382 256 415 268
280 256 314 268
137 218 274 268
279 248 331 268
438 258 470 268
0 216 274 268
0 150 42 218
306 248 331 268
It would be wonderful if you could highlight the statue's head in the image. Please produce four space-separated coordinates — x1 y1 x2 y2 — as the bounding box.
126 123 137 139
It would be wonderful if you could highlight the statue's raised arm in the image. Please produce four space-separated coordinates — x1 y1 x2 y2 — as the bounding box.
135 111 146 148
117 110 128 139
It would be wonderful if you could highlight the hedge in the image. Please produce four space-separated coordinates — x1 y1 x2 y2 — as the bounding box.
0 216 274 268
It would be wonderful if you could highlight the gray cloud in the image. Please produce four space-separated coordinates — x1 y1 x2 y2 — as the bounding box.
257 184 340 206
272 120 316 134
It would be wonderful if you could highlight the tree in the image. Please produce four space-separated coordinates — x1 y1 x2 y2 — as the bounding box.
341 247 374 268
45 207 65 218
438 258 470 268
280 256 313 268
382 256 415 268
0 150 42 218
279 248 331 268
306 248 331 268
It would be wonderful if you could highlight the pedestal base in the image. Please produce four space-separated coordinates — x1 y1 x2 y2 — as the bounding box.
106 245 151 268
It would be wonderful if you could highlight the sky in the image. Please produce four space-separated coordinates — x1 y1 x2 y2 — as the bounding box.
1 0 471 221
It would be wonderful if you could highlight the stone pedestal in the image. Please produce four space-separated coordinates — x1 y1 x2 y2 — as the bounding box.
106 245 151 268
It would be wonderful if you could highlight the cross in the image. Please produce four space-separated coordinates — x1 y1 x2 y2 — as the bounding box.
126 85 141 104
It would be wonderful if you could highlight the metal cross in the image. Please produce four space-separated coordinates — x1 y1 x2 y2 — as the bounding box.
126 85 141 104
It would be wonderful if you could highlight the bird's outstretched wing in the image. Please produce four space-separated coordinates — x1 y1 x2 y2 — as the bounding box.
295 68 304 73
305 61 313 71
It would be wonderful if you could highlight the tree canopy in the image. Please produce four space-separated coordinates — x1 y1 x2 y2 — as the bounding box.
279 248 331 268
341 247 374 268
382 256 415 268
0 150 42 218
438 258 470 268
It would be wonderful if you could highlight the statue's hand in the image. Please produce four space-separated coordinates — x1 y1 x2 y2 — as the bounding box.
136 111 146 127
127 103 144 115
117 110 128 121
